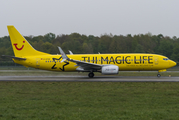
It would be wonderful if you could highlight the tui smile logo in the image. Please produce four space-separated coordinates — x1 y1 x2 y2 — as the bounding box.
13 41 25 50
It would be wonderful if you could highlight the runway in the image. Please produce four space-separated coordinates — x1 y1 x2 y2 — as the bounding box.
0 76 179 82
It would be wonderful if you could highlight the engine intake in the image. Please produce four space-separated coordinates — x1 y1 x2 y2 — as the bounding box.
101 65 119 74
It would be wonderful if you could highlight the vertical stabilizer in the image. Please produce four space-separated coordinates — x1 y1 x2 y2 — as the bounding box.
7 26 49 57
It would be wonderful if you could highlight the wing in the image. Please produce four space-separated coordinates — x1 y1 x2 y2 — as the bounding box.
70 59 102 71
58 47 102 72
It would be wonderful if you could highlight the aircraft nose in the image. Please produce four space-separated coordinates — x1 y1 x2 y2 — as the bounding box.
169 60 177 67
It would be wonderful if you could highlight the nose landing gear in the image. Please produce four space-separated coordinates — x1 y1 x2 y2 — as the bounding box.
157 71 161 77
157 73 161 77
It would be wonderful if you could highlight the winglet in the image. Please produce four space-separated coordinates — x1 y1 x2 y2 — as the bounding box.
58 47 69 62
69 50 73 55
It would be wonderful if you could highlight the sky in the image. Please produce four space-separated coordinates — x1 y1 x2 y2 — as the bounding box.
1 0 179 37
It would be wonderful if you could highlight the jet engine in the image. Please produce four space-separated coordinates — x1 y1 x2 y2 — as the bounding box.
101 65 119 74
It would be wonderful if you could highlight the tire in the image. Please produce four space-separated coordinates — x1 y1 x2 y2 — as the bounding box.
157 74 161 77
88 72 94 78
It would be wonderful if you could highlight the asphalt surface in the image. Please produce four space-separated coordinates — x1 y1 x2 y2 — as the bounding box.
0 76 179 82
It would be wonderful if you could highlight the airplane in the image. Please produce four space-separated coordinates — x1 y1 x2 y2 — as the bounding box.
2 26 177 78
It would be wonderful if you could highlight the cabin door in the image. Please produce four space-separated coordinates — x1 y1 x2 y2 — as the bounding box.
154 56 159 65
36 58 40 66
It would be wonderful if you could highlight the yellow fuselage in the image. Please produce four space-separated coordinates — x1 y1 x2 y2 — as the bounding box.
13 53 176 72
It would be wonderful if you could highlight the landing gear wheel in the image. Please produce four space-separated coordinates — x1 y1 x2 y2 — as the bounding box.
88 72 94 78
157 74 161 77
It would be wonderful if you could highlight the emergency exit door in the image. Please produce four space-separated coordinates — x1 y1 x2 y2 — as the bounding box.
154 56 159 65
36 58 40 66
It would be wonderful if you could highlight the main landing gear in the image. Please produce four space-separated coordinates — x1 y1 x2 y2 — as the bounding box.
88 72 94 78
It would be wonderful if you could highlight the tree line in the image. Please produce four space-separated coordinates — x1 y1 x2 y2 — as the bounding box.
0 32 179 64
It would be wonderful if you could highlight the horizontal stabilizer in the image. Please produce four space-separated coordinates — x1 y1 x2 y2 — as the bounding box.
2 55 26 60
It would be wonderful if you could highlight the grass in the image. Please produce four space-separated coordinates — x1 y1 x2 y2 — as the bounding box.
0 82 179 120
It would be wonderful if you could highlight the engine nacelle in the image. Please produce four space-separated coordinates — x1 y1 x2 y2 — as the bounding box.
101 65 119 75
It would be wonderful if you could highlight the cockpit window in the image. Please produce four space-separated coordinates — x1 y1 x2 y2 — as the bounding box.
163 58 169 61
